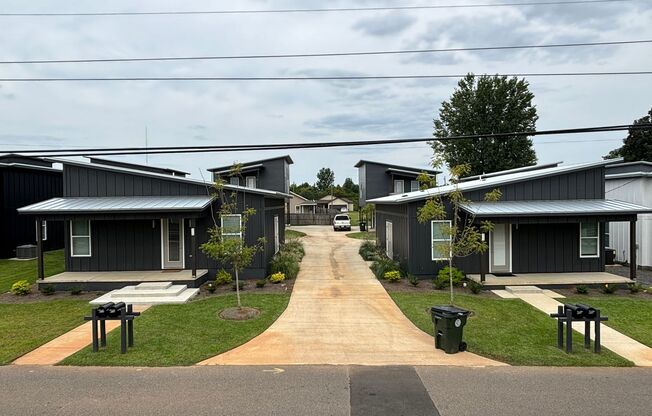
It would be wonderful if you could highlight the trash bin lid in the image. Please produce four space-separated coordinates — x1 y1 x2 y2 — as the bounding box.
431 305 470 316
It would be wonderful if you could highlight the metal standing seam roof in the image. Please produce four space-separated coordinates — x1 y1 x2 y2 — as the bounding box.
18 196 214 214
460 199 652 217
367 159 623 204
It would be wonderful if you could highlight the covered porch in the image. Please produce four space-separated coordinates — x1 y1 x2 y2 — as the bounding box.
37 269 210 291
460 199 652 283
468 271 631 288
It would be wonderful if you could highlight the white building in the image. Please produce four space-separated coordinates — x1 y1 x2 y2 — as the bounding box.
606 161 652 269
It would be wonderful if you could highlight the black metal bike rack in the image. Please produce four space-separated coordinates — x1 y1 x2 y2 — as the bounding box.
550 303 608 353
84 302 141 354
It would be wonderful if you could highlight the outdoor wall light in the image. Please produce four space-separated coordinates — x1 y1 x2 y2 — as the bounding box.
191 227 195 237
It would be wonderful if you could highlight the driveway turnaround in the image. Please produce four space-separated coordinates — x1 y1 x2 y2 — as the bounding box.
200 226 502 366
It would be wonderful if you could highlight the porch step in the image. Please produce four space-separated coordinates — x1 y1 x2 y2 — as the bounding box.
505 285 544 295
89 282 199 305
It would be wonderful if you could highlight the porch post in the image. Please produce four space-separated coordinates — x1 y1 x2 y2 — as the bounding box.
36 218 44 280
480 232 487 282
190 219 197 278
630 220 637 280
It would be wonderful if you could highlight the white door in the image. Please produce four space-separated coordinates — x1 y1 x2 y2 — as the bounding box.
490 223 511 274
274 215 280 254
162 218 184 269
386 221 393 259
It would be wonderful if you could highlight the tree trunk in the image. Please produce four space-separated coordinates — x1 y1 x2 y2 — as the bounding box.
235 267 241 308
449 257 454 305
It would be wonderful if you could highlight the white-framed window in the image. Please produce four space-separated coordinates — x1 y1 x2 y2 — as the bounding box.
246 176 257 189
431 220 452 261
410 180 419 192
229 176 240 186
580 222 600 258
274 215 280 254
385 221 393 259
70 220 91 257
393 180 404 194
36 220 47 241
221 214 242 240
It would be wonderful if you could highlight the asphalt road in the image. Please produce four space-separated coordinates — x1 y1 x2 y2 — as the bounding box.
1 365 651 416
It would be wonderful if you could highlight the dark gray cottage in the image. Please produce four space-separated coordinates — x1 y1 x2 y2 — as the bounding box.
208 155 293 194
18 157 288 289
0 154 63 258
355 160 440 208
368 160 652 280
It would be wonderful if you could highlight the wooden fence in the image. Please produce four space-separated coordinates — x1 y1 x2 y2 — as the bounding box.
288 213 336 226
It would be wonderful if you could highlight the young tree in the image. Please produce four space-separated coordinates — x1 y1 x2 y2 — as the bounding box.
201 164 265 308
432 74 538 177
316 167 335 193
604 107 652 162
417 160 501 304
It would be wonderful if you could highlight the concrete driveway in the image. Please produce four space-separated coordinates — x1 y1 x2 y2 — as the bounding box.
200 226 502 366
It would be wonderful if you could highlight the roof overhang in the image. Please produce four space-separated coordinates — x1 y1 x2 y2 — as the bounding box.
18 196 214 216
386 167 436 177
212 163 264 175
460 199 652 218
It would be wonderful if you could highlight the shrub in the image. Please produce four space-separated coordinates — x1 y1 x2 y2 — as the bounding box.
370 256 401 279
575 285 589 294
384 270 401 282
434 266 464 289
602 284 617 294
407 274 420 287
11 280 31 296
232 281 245 291
70 287 83 296
359 241 380 261
466 279 483 294
270 252 300 280
206 283 216 293
282 240 305 262
628 283 644 294
269 272 286 284
255 279 267 288
40 285 55 296
215 269 233 286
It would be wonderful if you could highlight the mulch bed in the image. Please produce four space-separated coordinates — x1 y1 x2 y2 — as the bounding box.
607 264 652 286
380 278 497 298
218 306 261 321
194 278 294 300
0 283 102 304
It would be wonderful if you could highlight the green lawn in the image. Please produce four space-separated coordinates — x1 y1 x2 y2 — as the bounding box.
390 292 632 366
62 293 290 366
0 300 89 365
286 229 307 239
348 211 360 226
346 231 376 240
0 250 65 293
565 296 652 348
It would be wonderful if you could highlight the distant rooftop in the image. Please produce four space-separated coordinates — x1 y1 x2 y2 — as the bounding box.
459 162 562 182
208 155 294 173
354 159 440 175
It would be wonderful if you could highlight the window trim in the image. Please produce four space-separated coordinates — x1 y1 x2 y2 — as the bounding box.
70 220 91 257
393 180 404 194
221 214 243 240
274 215 280 254
579 222 600 258
246 176 257 189
385 221 393 259
229 176 240 186
410 180 419 192
431 220 452 261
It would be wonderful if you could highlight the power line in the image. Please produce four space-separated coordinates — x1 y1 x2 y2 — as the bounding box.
2 39 650 65
6 124 650 157
0 1 635 17
0 71 650 83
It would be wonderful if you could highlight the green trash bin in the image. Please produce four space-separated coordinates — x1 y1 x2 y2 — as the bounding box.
431 305 470 354
359 221 367 232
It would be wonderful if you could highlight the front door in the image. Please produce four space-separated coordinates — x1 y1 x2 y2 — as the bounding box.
162 218 184 269
490 223 511 274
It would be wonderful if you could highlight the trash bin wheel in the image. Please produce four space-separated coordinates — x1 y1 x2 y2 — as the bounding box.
459 341 467 352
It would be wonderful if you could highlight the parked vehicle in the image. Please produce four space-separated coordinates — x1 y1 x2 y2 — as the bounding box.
333 214 351 231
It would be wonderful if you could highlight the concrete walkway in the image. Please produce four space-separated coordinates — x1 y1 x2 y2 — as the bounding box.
513 291 652 366
200 226 503 366
14 305 149 365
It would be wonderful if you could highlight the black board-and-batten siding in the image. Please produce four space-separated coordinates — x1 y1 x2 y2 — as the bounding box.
375 167 614 277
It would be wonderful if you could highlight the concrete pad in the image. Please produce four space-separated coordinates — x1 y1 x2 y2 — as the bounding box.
542 289 565 298
90 285 198 305
505 285 543 294
200 226 504 367
514 293 652 367
13 305 150 365
491 290 518 299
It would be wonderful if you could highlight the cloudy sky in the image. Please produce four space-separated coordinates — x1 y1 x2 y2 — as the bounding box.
1 0 651 184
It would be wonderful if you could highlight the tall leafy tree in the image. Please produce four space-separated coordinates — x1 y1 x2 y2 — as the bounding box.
316 167 335 193
604 107 652 162
432 74 538 177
